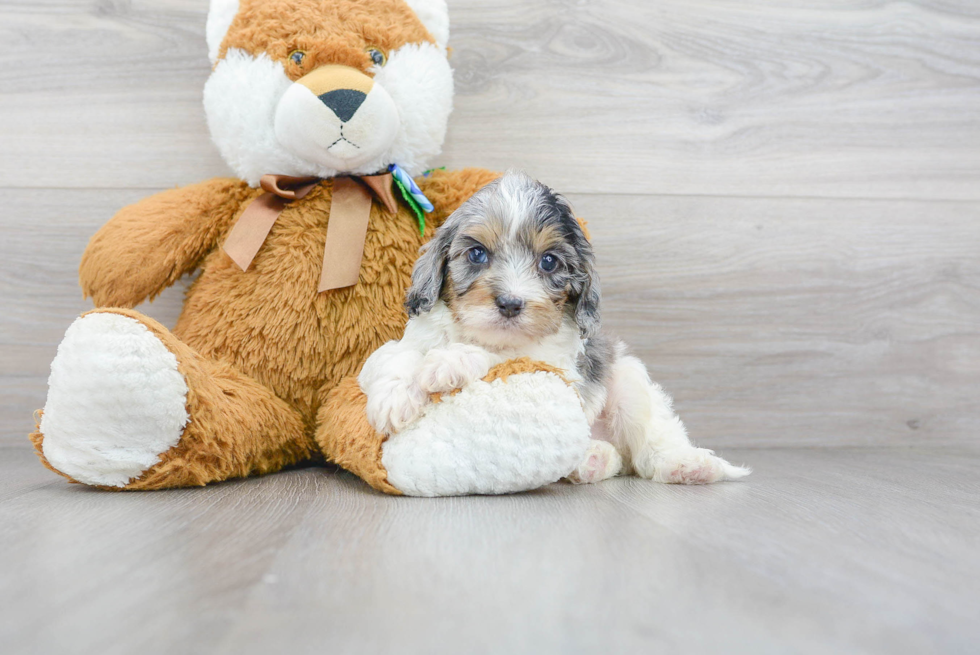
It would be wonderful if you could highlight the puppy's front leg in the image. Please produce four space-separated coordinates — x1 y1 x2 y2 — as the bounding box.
607 355 751 484
360 343 430 436
416 343 495 394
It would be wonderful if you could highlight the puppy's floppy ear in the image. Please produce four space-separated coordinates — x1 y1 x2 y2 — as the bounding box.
573 243 602 338
405 218 458 317
554 193 601 338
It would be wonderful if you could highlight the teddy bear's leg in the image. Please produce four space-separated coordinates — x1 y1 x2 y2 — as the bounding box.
314 377 401 495
30 308 310 490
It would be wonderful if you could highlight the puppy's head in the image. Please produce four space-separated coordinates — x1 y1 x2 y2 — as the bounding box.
406 171 600 349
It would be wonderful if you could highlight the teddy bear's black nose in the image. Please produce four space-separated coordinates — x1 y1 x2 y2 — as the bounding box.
317 88 366 123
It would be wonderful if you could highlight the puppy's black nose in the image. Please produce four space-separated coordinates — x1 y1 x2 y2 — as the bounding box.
317 88 366 122
495 295 524 318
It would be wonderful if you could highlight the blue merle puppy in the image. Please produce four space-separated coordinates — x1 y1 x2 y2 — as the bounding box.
359 171 750 484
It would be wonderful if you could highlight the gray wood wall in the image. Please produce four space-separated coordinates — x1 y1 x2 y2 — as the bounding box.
2 0 978 448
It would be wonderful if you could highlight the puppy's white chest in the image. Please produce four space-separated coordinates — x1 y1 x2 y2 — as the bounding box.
493 326 584 380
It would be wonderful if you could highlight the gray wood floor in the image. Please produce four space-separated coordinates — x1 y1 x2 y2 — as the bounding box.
2 445 979 654
1 0 979 653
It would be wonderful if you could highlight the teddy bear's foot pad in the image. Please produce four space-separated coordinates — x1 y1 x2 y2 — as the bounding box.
381 371 591 497
39 312 189 487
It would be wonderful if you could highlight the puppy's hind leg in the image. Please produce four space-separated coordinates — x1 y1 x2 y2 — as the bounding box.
606 354 750 484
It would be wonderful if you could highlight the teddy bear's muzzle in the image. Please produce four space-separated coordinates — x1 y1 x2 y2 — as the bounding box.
273 64 401 173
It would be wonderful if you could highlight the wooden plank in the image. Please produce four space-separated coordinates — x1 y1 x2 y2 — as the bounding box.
0 447 326 655
0 0 225 187
1 447 977 654
574 193 980 448
1 0 979 198
2 189 977 447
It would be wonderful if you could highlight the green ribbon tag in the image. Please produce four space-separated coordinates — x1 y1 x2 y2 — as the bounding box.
393 174 425 236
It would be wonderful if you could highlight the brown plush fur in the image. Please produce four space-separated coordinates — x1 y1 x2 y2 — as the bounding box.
314 358 576 495
33 168 499 490
29 416 64 481
80 179 260 307
315 376 401 495
220 0 435 77
483 357 571 386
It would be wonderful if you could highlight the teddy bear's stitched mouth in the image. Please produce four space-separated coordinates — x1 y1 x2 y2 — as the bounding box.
328 129 360 151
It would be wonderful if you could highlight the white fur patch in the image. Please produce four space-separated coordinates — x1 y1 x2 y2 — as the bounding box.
416 343 492 394
362 347 428 436
204 43 453 184
367 41 453 177
403 0 450 50
40 313 190 488
381 372 591 496
206 0 240 64
204 50 316 186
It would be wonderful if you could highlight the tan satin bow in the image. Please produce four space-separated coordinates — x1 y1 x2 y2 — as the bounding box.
223 172 399 292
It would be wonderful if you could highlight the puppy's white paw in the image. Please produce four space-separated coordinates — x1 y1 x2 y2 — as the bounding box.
416 344 492 394
567 439 623 484
634 446 751 484
365 377 429 436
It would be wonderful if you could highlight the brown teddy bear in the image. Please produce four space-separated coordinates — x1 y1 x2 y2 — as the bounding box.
30 0 593 495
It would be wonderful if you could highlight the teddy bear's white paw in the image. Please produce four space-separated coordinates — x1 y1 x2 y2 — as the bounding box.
416 343 492 394
567 439 623 484
39 312 190 487
365 375 430 436
633 445 751 484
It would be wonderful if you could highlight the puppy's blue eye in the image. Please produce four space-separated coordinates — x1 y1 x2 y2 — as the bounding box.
467 246 488 264
289 50 306 65
539 253 559 272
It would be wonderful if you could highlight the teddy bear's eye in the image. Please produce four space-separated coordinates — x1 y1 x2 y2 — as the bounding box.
366 48 387 67
289 50 306 65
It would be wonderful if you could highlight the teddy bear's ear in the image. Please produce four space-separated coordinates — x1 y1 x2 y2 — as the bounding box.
403 0 450 50
206 0 240 64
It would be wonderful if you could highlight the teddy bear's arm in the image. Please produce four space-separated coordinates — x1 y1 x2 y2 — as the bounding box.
80 178 254 307
416 167 501 230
